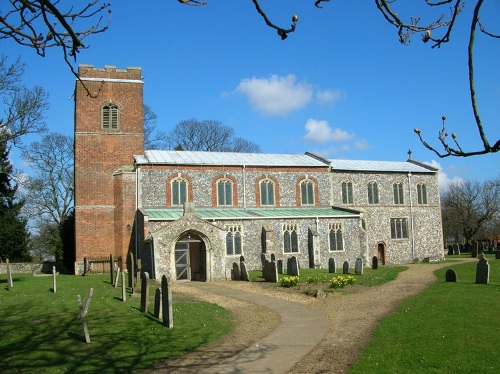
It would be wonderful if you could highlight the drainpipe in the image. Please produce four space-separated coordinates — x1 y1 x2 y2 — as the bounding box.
135 166 140 273
243 165 247 209
408 172 416 260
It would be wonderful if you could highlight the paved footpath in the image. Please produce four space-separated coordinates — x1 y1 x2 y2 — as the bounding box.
186 282 329 374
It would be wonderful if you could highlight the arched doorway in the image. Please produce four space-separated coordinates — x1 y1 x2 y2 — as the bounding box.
377 242 386 265
174 232 207 281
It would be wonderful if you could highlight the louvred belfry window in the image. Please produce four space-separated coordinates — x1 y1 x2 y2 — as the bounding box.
102 103 120 130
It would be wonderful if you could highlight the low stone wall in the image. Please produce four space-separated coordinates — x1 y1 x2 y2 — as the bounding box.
0 261 49 274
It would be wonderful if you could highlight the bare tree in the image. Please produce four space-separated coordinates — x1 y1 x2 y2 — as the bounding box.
0 55 48 149
1 1 498 156
20 132 73 228
143 104 160 150
0 1 111 79
441 177 500 244
156 119 261 153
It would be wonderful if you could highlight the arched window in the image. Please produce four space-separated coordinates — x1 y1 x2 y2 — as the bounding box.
329 223 344 251
393 182 404 204
367 181 379 204
101 103 120 130
341 181 353 204
171 178 187 206
417 183 428 204
217 179 233 206
300 180 315 205
226 225 242 256
283 224 299 253
260 179 275 206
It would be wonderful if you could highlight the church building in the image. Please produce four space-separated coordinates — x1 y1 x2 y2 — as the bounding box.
74 65 444 280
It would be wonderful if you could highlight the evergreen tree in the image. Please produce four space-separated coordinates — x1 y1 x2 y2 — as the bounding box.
0 142 31 261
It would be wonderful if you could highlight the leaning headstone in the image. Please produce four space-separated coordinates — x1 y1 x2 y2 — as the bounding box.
232 262 240 281
161 275 173 328
6 259 13 290
328 258 336 273
114 268 120 288
240 261 250 282
476 257 490 285
355 258 363 275
372 256 378 270
453 244 460 255
154 288 162 319
445 269 458 282
342 261 349 274
52 266 57 293
287 256 300 276
140 272 150 313
277 259 283 274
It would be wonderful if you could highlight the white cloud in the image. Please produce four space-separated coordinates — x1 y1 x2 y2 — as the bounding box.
234 74 312 116
424 160 464 192
303 119 355 143
316 89 342 105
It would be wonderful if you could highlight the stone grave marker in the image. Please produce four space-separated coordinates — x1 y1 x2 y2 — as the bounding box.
128 252 135 288
355 258 363 275
287 256 300 276
476 257 490 285
6 259 13 290
121 271 127 302
260 253 267 270
52 266 57 293
114 268 120 288
240 260 250 282
495 249 500 260
328 258 336 273
445 269 458 282
263 260 278 283
140 272 150 313
271 253 276 262
453 244 460 255
232 262 240 281
154 288 162 319
110 254 115 285
447 245 454 256
277 259 283 274
372 256 378 270
342 261 349 274
471 241 478 258
240 255 245 263
161 275 173 328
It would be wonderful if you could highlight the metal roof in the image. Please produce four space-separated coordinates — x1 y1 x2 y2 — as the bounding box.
329 159 436 173
135 150 329 167
143 206 360 221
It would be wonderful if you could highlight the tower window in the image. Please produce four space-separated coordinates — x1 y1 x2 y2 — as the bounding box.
102 103 120 130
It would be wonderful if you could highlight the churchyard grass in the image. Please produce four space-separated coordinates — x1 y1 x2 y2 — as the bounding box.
349 257 500 374
249 266 407 287
0 274 231 373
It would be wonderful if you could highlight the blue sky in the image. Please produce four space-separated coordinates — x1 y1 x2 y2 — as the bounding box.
4 1 499 191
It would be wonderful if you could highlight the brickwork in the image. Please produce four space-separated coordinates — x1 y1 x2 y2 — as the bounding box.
74 65 144 268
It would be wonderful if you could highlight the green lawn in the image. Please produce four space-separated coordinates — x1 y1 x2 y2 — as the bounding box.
349 257 500 374
0 273 231 373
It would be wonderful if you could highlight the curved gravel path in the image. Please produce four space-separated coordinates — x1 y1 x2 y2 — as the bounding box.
143 259 473 374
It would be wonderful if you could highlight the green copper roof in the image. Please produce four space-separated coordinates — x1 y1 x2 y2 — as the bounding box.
143 206 360 221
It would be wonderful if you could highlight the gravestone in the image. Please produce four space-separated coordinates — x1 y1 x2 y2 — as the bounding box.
495 250 500 260
240 261 250 282
52 266 57 293
114 268 120 288
161 275 173 328
240 255 245 263
277 259 283 274
355 258 363 275
263 260 278 283
110 254 115 285
447 245 454 256
342 261 349 274
271 253 276 262
328 258 336 273
372 256 378 270
232 262 240 281
471 241 478 258
6 259 13 290
445 269 458 282
154 288 162 319
260 253 267 270
287 256 299 277
453 244 460 255
475 257 490 285
140 272 150 313
128 252 135 288
121 271 127 302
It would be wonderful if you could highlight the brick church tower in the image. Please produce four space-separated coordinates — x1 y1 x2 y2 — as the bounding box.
74 65 144 272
